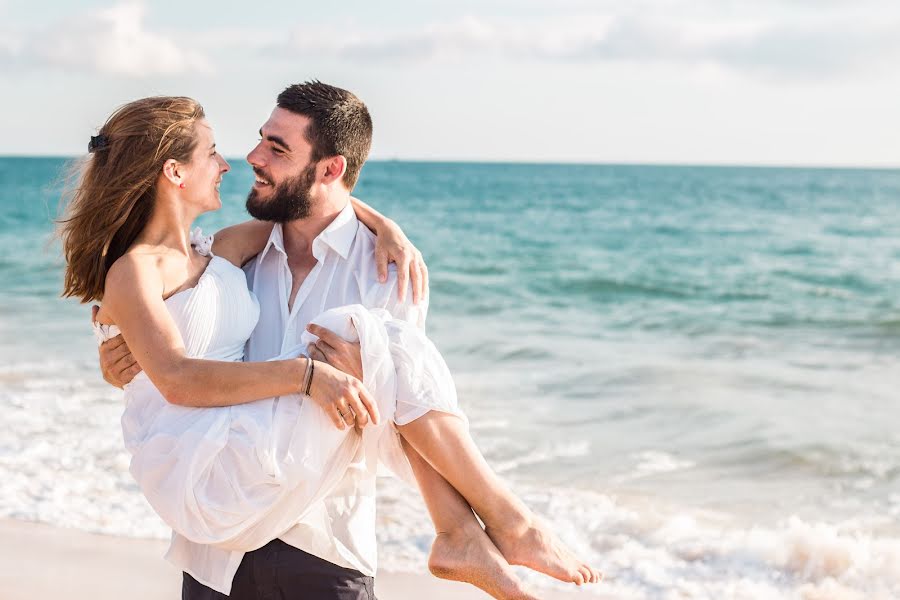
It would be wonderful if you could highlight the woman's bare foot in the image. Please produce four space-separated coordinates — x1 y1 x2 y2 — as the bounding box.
485 515 602 586
428 521 539 600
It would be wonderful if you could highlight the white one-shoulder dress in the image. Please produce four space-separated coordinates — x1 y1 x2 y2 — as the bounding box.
94 229 464 555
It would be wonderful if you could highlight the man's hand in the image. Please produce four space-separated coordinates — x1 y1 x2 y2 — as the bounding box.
373 218 429 305
93 305 142 388
306 359 380 431
306 324 363 381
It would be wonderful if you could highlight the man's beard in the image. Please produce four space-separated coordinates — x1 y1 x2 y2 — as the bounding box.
246 163 317 222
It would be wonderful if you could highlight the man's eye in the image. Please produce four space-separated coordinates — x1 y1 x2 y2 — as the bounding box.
272 148 283 155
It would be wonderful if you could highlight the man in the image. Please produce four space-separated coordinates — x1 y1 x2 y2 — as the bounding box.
100 81 597 600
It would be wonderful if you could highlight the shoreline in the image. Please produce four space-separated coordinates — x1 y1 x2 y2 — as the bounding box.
0 519 597 599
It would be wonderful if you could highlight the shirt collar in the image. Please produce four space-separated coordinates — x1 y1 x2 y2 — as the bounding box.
258 221 286 264
257 201 358 263
313 201 357 260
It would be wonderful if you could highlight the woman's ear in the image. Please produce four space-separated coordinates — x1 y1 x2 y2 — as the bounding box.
161 159 184 186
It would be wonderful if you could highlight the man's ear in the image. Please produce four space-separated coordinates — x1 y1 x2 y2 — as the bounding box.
321 155 347 185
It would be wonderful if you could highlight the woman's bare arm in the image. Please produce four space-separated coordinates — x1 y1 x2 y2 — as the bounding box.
212 220 274 267
100 253 306 406
208 198 428 303
97 253 378 428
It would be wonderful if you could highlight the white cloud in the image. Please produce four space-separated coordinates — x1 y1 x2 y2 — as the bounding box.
268 12 900 81
0 32 21 58
279 16 505 62
11 2 890 82
566 15 900 80
14 3 212 77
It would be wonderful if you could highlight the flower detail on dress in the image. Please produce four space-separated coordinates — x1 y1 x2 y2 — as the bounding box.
190 227 215 257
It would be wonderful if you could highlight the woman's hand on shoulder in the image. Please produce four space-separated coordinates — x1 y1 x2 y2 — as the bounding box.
372 218 429 305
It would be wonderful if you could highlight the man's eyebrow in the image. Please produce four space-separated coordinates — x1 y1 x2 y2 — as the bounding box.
258 129 291 152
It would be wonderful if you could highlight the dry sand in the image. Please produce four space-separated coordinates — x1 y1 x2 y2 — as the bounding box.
0 519 597 599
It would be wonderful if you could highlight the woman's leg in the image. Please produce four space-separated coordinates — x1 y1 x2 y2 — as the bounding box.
398 412 601 585
400 437 537 600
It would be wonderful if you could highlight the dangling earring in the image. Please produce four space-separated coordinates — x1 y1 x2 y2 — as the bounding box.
179 183 186 189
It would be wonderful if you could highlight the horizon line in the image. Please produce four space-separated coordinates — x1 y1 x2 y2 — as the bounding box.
0 154 897 172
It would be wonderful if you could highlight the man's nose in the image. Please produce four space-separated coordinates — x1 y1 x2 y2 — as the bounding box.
247 144 264 167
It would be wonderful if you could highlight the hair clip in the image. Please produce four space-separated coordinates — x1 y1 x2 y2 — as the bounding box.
88 134 109 154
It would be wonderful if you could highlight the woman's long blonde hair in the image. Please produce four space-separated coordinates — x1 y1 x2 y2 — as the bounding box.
59 96 205 303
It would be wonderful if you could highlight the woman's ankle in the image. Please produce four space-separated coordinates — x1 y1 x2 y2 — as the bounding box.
476 494 534 534
436 515 484 537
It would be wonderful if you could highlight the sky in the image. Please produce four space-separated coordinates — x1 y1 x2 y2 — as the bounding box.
1 0 899 166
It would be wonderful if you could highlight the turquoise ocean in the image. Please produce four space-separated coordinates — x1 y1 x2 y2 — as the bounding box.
2 157 899 599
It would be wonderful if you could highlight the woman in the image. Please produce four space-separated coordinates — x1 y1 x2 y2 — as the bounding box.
60 97 599 599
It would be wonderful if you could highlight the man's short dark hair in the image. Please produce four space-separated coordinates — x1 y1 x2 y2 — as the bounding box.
277 80 373 190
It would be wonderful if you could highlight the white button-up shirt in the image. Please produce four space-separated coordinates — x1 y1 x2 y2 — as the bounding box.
166 201 426 592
